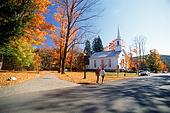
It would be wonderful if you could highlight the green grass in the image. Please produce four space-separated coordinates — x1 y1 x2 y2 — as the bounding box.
106 72 137 77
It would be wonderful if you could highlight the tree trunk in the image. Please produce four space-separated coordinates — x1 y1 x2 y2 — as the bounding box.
61 31 70 74
58 58 61 73
58 47 62 73
139 43 142 68
70 55 73 72
0 55 4 70
61 9 71 74
61 49 67 74
69 44 75 72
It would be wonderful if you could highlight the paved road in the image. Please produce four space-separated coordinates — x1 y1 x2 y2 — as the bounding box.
0 75 170 113
0 75 79 97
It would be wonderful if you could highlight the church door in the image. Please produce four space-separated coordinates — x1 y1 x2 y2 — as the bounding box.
101 59 104 68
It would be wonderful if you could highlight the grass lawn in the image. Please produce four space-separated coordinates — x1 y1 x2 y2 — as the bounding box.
57 72 138 84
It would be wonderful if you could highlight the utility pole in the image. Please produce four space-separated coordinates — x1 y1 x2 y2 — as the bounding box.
83 53 87 79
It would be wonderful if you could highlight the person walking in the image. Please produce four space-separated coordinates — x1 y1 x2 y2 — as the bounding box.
95 67 100 84
100 67 106 84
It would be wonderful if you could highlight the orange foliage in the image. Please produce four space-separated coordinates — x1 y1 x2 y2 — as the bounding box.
24 0 56 45
51 5 78 60
160 62 168 72
51 6 67 49
132 48 138 54
109 40 116 50
34 0 51 13
125 54 134 69
52 0 81 48
34 54 41 73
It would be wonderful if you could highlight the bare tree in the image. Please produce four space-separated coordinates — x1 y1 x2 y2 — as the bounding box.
133 36 147 69
141 38 146 63
54 0 100 74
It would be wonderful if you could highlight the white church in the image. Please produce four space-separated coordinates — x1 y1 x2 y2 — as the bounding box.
88 27 128 71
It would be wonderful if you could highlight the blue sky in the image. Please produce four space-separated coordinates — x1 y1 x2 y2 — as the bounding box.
96 0 170 55
46 0 170 55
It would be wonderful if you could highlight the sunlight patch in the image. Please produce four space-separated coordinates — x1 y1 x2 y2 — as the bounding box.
159 85 170 90
111 97 137 112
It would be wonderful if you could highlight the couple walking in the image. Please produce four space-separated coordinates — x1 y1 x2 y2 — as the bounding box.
95 67 106 84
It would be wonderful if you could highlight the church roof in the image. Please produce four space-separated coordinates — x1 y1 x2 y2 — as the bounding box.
90 51 121 59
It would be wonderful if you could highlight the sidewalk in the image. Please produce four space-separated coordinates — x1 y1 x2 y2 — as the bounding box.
0 75 79 97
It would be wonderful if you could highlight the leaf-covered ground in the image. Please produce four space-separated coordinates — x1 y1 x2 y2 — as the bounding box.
0 71 138 87
0 71 41 87
57 72 138 84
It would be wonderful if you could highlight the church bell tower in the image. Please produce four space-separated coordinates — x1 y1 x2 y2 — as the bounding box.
115 26 124 51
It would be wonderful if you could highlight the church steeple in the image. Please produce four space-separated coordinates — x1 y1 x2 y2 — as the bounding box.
115 25 123 51
117 25 121 39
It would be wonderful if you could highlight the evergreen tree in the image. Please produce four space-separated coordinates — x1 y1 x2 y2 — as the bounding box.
92 36 104 53
84 40 92 56
0 0 35 46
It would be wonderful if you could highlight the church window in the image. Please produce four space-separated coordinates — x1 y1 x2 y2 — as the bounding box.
120 59 125 67
117 41 120 46
94 60 96 68
108 59 111 67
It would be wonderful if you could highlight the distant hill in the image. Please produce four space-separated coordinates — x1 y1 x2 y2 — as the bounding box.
161 55 170 71
132 55 170 71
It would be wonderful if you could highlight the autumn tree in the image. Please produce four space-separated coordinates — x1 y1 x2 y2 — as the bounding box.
51 4 67 73
53 0 100 74
66 48 80 71
22 0 55 70
108 40 116 51
124 53 133 70
0 0 55 70
92 36 104 53
34 50 41 73
0 0 35 69
146 49 164 73
37 47 57 70
126 46 140 70
161 55 170 72
9 38 35 68
0 0 54 45
25 0 55 45
0 38 35 71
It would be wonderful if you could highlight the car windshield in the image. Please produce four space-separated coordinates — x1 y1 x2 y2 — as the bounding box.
139 70 145 72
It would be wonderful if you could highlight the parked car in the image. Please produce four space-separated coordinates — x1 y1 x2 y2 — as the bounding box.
139 70 150 76
163 71 168 73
